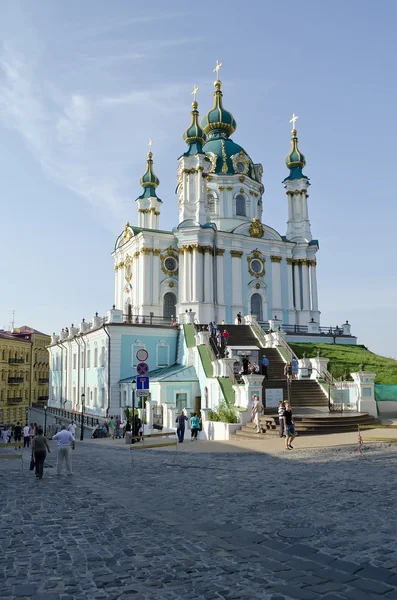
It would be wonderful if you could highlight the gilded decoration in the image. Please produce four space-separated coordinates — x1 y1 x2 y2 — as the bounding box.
168 282 174 288
230 250 243 258
270 255 282 263
205 153 217 173
247 252 265 279
160 248 179 276
218 186 224 191
286 258 293 265
221 141 228 173
141 248 152 255
123 222 132 242
231 151 249 175
215 248 225 256
125 255 132 266
152 249 161 256
133 251 140 259
138 209 150 214
255 282 261 289
226 186 233 191
118 261 125 268
249 217 264 239
239 176 245 183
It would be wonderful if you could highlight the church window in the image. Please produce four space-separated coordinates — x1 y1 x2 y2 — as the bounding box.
250 259 263 274
101 387 106 408
87 350 91 369
100 346 105 367
250 293 263 321
94 387 98 407
207 194 216 215
176 393 187 413
163 292 176 320
164 257 177 272
73 354 76 369
157 344 169 367
94 348 98 367
236 161 246 173
236 194 246 216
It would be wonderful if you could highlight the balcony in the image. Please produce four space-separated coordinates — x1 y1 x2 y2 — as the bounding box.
8 377 23 384
39 378 49 384
37 395 49 402
7 397 23 404
8 358 24 364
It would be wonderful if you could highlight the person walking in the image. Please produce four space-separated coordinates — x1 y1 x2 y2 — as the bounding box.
212 322 218 338
284 361 292 383
278 401 286 438
55 420 62 434
1 427 8 443
14 422 22 449
109 416 115 438
236 312 242 325
222 329 229 347
23 423 30 448
68 421 77 436
52 425 75 476
190 413 200 441
31 427 51 479
291 357 299 379
29 423 35 444
261 355 269 379
251 395 263 434
115 416 121 439
124 421 131 438
284 402 296 450
216 329 222 349
242 356 249 375
175 410 188 443
208 322 213 336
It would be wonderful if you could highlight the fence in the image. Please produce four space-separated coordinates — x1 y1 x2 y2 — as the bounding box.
31 404 101 428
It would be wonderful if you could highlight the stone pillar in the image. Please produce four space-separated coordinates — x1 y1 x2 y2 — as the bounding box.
269 316 283 332
309 357 329 379
301 260 310 310
240 375 265 410
145 400 153 429
293 260 301 311
179 249 185 304
215 248 225 307
351 371 377 417
192 246 203 303
271 256 283 313
231 250 243 314
310 261 319 312
342 320 351 335
183 247 189 303
307 320 320 334
203 249 213 304
152 250 160 306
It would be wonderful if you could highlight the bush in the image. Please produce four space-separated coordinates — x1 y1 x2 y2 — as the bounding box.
208 401 239 424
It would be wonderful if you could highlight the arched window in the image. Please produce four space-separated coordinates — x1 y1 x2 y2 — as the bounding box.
207 194 216 216
236 194 246 216
250 293 263 321
163 292 176 320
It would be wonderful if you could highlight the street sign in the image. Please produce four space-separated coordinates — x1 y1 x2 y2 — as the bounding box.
136 362 149 376
136 390 149 397
136 348 148 362
137 376 149 390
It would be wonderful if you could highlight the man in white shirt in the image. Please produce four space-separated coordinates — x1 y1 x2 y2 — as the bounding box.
23 424 30 448
251 395 263 433
52 425 75 476
68 421 77 436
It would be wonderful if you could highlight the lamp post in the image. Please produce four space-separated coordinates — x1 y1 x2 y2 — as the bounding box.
44 404 47 436
80 393 85 441
131 380 136 437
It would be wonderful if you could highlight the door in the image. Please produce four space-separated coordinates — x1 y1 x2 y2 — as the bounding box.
153 404 163 430
250 293 263 321
163 292 176 320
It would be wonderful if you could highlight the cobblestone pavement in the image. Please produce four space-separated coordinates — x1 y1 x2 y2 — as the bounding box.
1 440 397 600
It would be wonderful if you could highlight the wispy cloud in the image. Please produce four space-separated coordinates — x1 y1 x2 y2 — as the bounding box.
74 12 193 38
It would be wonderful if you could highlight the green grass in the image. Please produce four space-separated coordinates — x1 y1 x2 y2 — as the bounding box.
289 343 397 384
183 324 196 349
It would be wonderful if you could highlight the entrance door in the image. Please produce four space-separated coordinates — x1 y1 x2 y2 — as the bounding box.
153 405 163 430
176 393 187 413
250 293 263 320
163 292 176 320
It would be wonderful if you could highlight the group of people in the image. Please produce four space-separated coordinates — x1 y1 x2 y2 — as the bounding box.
284 357 299 382
175 411 201 443
31 423 76 479
1 422 38 447
278 401 296 449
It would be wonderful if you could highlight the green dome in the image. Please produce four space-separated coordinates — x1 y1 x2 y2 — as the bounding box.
285 129 306 169
138 152 161 200
183 100 206 155
201 80 237 138
202 137 260 182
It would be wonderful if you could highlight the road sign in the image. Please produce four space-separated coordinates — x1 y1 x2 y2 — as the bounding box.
136 362 149 376
136 390 149 397
136 348 148 362
137 376 149 390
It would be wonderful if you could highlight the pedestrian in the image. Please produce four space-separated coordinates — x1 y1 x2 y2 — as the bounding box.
261 355 269 379
109 416 115 438
222 329 229 346
190 412 200 441
68 421 77 436
213 322 218 337
33 423 38 435
55 420 62 433
216 330 222 348
242 356 249 375
124 421 131 438
291 357 299 379
115 416 121 439
1 427 8 443
175 410 188 443
103 423 108 437
52 425 75 476
253 362 260 374
14 422 22 449
29 423 35 443
284 402 296 450
278 401 286 438
284 361 292 383
237 311 242 324
31 427 51 479
251 395 263 434
23 423 30 448
208 322 213 336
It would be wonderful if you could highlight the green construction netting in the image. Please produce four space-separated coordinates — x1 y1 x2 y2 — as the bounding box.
375 384 397 401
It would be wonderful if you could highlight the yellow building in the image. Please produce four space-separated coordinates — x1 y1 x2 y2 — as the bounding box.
0 326 50 424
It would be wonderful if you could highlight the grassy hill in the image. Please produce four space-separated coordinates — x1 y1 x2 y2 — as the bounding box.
289 343 397 384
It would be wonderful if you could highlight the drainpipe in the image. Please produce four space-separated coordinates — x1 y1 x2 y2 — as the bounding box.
103 325 111 418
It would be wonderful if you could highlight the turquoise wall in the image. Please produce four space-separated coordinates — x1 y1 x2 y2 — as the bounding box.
119 329 178 381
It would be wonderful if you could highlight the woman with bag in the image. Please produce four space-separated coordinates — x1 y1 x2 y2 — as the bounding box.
31 427 51 479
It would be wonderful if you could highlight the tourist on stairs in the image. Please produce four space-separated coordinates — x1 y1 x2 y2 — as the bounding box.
278 401 286 438
284 403 296 450
236 312 242 324
251 395 263 434
261 355 269 379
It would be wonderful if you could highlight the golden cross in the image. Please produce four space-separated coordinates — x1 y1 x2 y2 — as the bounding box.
289 113 298 129
148 138 153 154
192 84 199 102
213 59 222 79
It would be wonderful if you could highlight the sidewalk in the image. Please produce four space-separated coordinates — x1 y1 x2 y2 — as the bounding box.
84 427 397 454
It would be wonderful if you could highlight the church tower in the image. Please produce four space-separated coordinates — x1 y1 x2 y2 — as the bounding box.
136 145 162 229
284 120 311 242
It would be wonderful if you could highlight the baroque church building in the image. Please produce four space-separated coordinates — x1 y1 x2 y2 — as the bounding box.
114 74 319 327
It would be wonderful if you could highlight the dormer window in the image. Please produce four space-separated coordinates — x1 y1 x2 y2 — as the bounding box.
236 194 246 217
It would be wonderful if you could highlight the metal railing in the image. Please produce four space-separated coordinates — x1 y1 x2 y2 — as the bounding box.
38 378 49 384
8 377 23 384
31 404 102 428
122 313 175 326
8 358 24 364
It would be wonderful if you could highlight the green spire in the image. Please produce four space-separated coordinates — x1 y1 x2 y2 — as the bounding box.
201 78 237 139
284 126 307 181
138 149 161 199
183 86 206 155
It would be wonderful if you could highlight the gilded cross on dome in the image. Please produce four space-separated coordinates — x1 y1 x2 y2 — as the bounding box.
289 113 298 130
148 138 152 152
192 85 199 102
213 60 222 80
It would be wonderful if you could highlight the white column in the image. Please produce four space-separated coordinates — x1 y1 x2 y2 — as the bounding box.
287 259 294 309
216 250 225 305
302 260 310 310
186 248 193 303
138 256 145 308
293 261 301 310
192 247 203 302
152 252 160 306
287 192 293 221
183 246 189 303
231 251 243 309
310 261 319 312
203 250 213 303
179 250 186 304
271 257 282 310
132 255 138 311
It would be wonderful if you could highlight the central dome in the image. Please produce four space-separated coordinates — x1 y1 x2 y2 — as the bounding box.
201 80 237 138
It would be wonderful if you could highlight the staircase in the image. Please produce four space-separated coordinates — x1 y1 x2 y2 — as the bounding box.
221 325 259 348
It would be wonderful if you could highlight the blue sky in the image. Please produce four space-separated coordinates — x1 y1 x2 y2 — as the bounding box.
0 0 395 358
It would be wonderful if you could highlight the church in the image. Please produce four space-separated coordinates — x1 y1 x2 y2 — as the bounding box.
114 64 319 327
47 64 355 419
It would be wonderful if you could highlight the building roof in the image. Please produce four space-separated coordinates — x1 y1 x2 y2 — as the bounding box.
119 364 197 384
0 330 30 342
13 325 49 337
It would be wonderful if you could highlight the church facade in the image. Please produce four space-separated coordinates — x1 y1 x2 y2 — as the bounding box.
114 76 320 327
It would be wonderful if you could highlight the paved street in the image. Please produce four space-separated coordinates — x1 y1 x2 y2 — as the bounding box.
1 439 397 600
